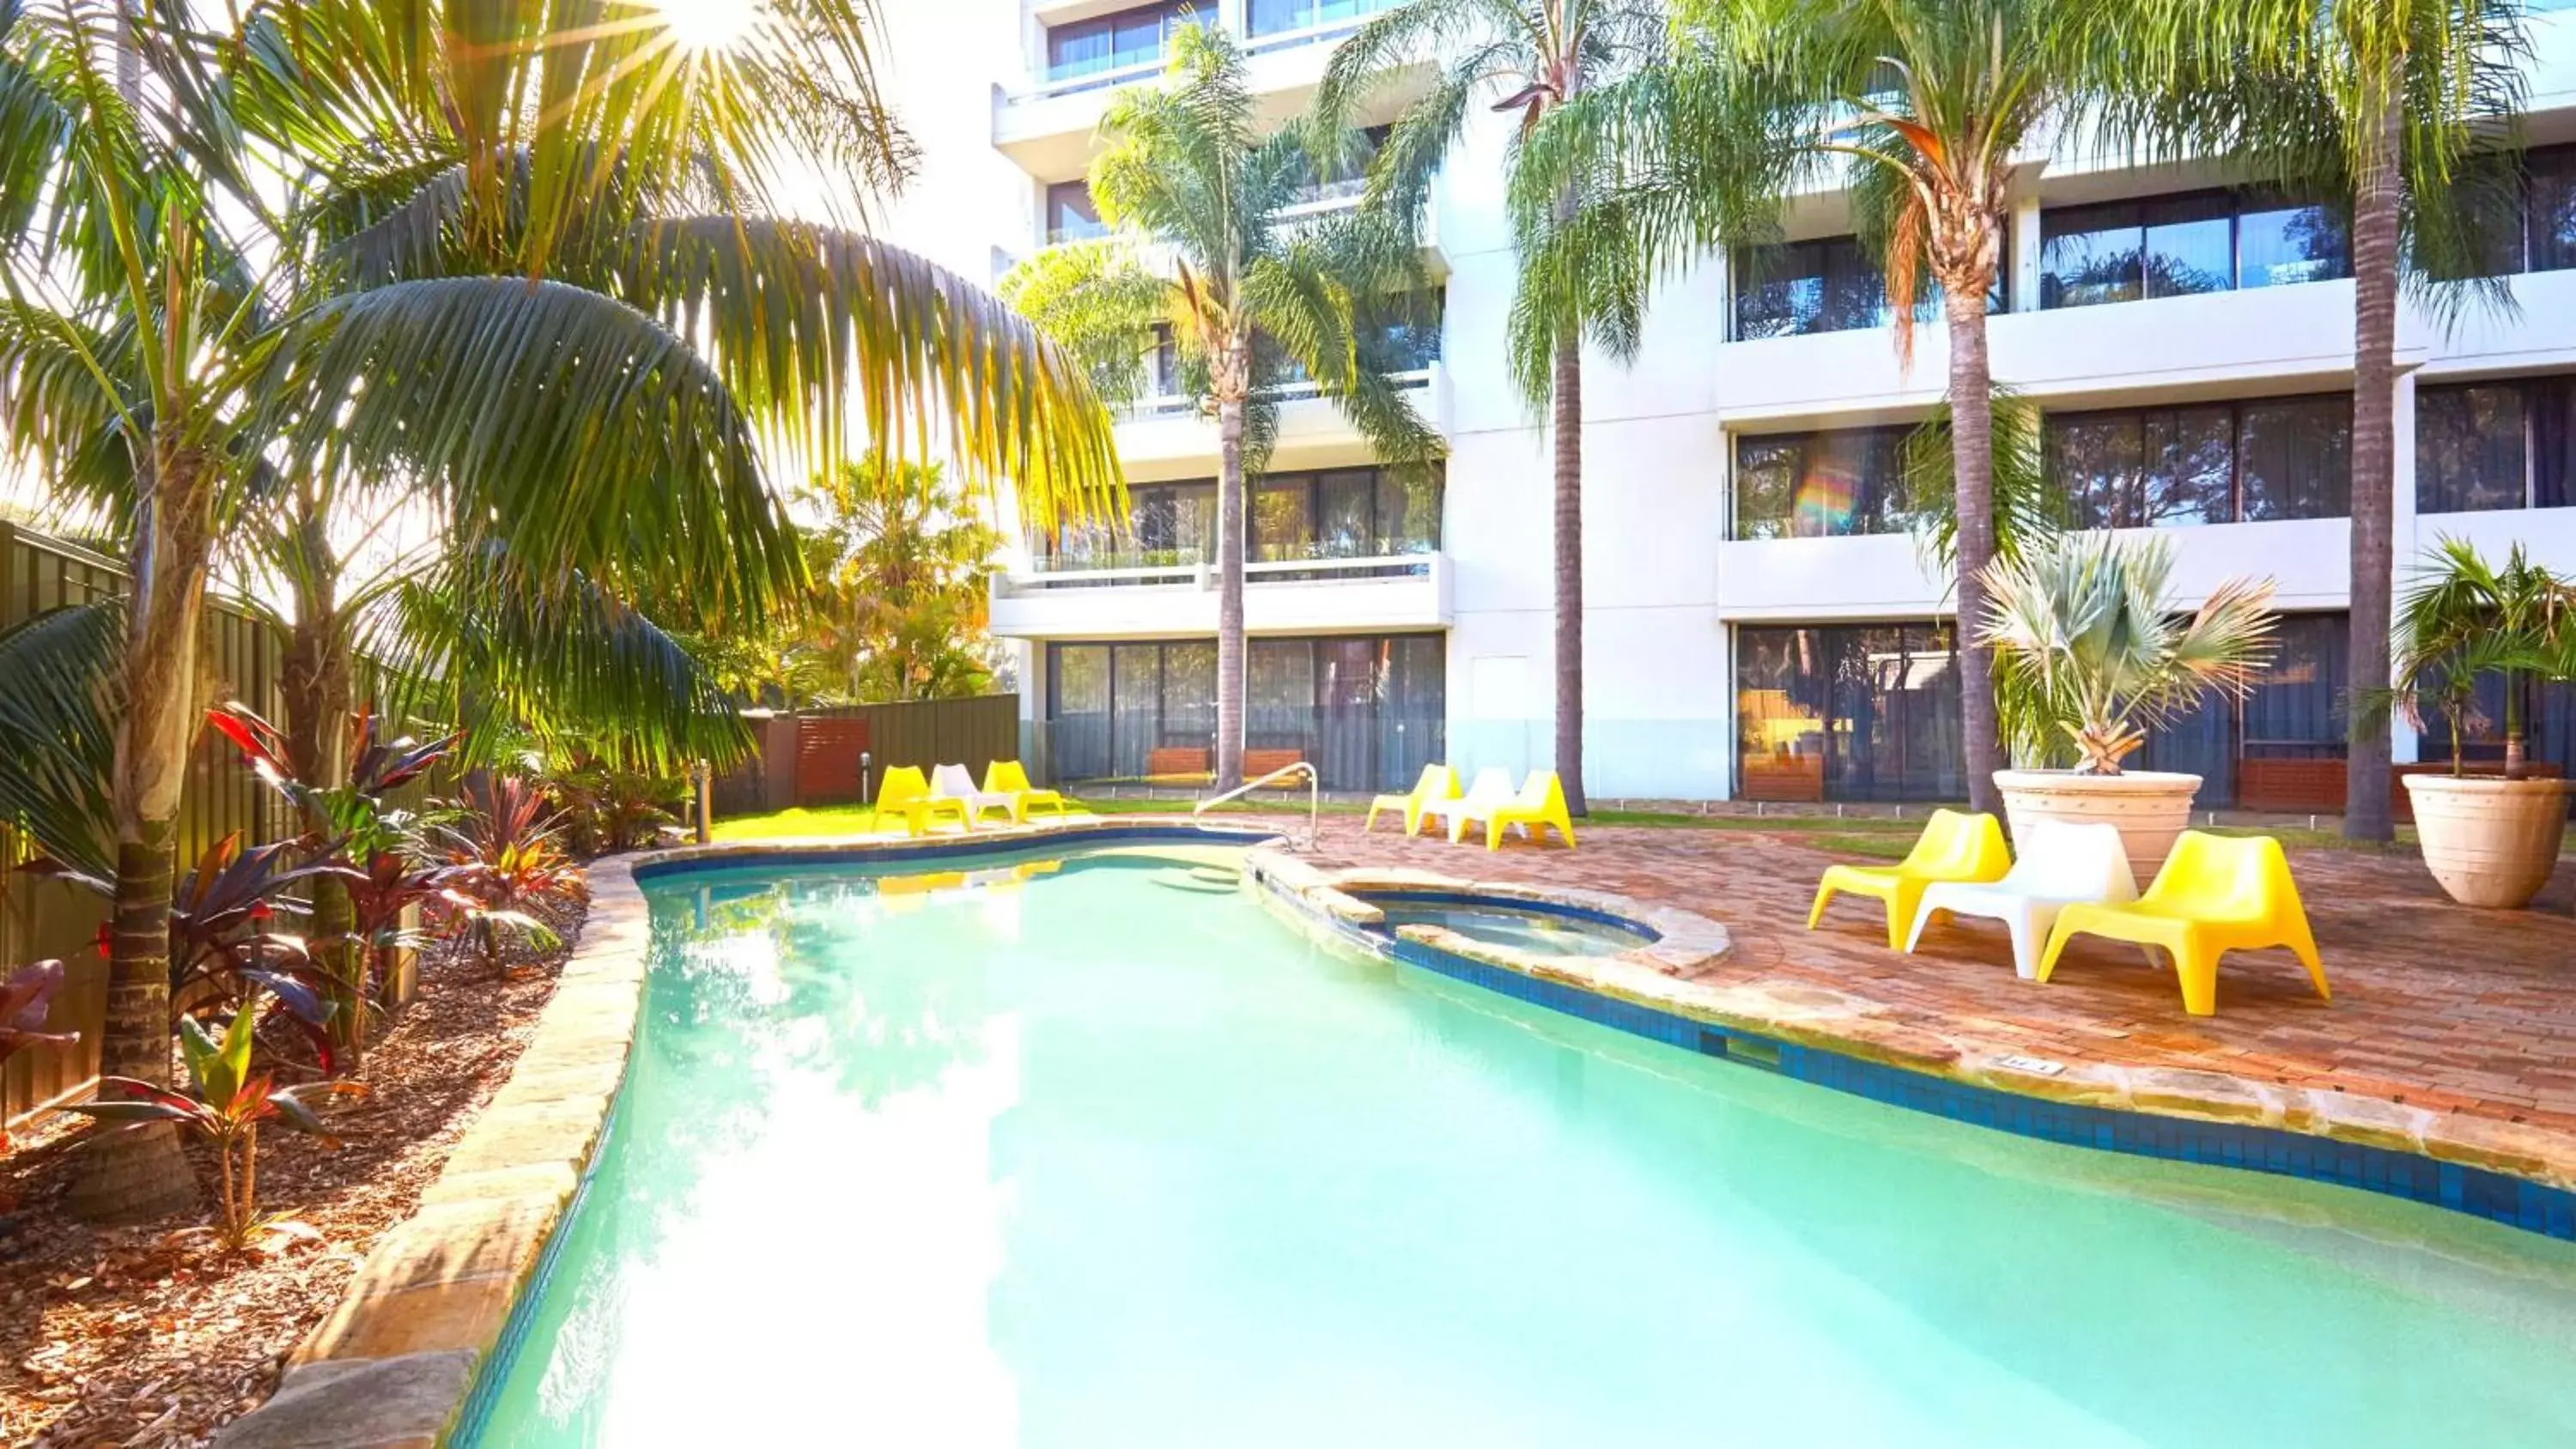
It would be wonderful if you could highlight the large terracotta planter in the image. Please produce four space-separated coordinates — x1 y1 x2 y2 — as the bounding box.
1994 769 2202 884
2401 774 2569 909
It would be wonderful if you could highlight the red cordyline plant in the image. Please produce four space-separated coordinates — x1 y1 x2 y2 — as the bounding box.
61 993 367 1246
25 832 359 1072
210 703 465 1058
1 961 78 1152
435 776 581 978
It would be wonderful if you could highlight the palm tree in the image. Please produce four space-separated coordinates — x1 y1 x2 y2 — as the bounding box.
0 0 1118 1220
2098 0 2531 841
1008 23 1441 791
1526 0 2258 814
803 455 1005 703
1315 0 1667 816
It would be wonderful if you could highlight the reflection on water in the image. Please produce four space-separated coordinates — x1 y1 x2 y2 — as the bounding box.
468 858 2576 1449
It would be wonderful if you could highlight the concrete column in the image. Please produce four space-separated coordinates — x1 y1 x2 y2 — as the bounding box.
2387 366 2422 766
2009 192 2044 316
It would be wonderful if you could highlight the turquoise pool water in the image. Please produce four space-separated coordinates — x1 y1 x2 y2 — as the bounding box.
467 853 2576 1447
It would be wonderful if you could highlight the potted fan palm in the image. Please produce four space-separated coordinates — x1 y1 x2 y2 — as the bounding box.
1978 533 2279 881
2383 540 2572 908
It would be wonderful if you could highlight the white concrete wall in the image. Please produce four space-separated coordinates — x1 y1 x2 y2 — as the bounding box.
882 0 2576 799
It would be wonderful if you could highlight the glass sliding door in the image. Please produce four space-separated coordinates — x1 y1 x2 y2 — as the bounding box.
1110 645 1162 779
1050 646 1112 782
1045 634 1444 790
1732 623 1959 803
1379 635 1445 792
1314 639 1378 789
1247 640 1317 758
1160 643 1216 763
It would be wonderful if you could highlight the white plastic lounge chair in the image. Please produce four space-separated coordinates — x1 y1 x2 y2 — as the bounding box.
1417 767 1517 845
1905 818 2139 979
930 763 1017 829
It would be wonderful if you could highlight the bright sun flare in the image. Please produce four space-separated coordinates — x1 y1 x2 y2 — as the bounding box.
648 0 762 53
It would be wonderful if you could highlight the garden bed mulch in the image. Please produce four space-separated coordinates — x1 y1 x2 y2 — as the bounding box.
0 888 590 1448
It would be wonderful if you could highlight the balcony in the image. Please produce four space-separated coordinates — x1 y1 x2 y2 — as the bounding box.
994 7 1409 177
1111 363 1448 465
990 549 1452 638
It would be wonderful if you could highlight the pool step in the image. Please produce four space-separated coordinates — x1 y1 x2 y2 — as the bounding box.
1151 865 1242 894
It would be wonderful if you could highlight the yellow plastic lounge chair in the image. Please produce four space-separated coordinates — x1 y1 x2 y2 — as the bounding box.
1367 764 1459 836
1467 770 1577 851
1806 809 2010 950
2036 831 2330 1017
982 761 1072 824
1419 767 1514 844
932 763 1018 828
871 766 973 838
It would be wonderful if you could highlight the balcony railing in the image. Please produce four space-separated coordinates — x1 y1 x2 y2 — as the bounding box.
998 549 1439 595
1026 53 1170 102
1116 367 1433 420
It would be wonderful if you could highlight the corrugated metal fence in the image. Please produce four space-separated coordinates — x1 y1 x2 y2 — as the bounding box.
711 694 1022 816
2 522 290 1133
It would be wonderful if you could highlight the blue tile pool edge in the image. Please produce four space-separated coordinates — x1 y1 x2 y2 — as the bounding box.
1261 871 2576 1244
452 1096 628 1445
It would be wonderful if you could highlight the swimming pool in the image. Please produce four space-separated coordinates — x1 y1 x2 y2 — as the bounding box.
465 851 2576 1446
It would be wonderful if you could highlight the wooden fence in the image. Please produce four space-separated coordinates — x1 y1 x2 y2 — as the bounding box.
2 522 291 1135
712 694 1022 816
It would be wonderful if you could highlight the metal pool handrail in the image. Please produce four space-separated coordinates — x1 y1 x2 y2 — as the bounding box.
1194 760 1320 851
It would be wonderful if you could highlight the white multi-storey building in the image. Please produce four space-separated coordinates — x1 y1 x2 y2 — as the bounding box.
876 0 2576 809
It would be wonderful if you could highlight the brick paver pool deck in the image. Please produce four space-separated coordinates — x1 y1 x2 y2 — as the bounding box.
1292 816 2576 1151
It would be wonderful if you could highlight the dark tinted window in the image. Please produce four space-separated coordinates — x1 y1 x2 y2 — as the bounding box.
2044 395 2349 524
1045 2 1192 79
1733 236 1897 338
2236 192 2352 288
2417 376 2576 512
1046 634 1443 792
2039 202 2146 308
2528 145 2576 273
1045 181 1105 245
1044 466 1443 566
2237 396 2350 521
2041 190 2350 308
1732 427 1916 539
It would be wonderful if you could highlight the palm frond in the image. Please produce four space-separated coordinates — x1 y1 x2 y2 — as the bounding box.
1903 384 2058 579
1978 532 2278 773
590 218 1125 536
0 598 121 876
274 275 805 630
374 551 756 773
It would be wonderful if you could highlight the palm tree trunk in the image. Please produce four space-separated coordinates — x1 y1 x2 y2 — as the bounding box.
2344 97 2402 841
1215 390 1248 792
284 578 361 1064
1945 290 2002 815
69 447 211 1222
1552 332 1588 815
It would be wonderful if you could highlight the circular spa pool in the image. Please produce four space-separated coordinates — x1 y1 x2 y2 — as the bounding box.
1358 889 1658 957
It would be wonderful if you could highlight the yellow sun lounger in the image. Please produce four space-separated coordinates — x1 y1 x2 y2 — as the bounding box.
1366 764 1459 837
1454 769 1577 851
982 760 1072 824
872 765 974 838
1807 809 2010 950
2037 831 2330 1017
